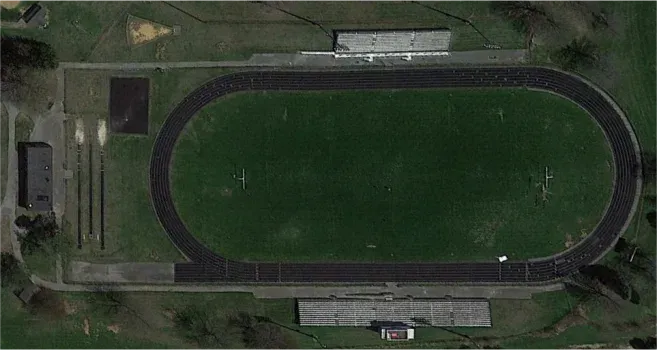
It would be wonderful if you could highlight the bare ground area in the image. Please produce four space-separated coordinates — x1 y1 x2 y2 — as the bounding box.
127 15 173 46
0 1 19 9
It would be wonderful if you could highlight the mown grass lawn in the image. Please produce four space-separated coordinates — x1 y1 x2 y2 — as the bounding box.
0 283 592 350
62 68 232 263
171 88 613 262
2 2 523 63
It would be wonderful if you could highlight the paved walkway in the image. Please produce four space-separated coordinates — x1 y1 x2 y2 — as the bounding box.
1 102 22 261
0 21 25 29
68 261 175 284
33 272 563 299
62 261 564 298
60 50 527 70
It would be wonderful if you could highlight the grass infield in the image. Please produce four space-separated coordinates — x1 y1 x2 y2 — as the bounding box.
171 89 613 262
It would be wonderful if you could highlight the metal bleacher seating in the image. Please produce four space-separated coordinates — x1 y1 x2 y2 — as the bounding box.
335 30 452 53
297 298 492 327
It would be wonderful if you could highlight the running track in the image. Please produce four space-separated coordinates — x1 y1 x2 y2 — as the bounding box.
149 67 642 284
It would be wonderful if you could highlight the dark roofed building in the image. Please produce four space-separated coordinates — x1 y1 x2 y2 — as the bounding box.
18 142 53 211
19 3 47 29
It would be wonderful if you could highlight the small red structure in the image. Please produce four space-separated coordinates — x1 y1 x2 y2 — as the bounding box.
380 327 415 341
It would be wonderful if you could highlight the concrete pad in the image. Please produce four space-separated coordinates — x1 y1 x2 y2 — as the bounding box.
68 261 175 284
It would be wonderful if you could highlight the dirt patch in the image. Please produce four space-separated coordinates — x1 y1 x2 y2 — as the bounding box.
127 15 172 46
97 119 107 147
535 304 588 337
565 233 574 248
162 308 176 320
83 317 90 336
64 300 77 315
149 249 160 261
75 119 86 145
533 2 603 47
107 324 120 334
0 1 20 9
155 42 167 60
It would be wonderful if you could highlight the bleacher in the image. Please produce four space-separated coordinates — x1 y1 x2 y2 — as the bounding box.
334 29 452 54
297 298 492 327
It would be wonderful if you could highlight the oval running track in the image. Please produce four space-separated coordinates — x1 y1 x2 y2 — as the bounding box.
149 67 642 284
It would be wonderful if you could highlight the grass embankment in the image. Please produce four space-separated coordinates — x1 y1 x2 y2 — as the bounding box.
1 2 523 62
0 287 171 349
171 89 613 262
0 289 580 349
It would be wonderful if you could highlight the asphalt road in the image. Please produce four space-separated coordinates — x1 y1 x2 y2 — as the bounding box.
149 67 642 284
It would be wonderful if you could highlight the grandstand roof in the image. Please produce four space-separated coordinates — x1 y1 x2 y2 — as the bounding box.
297 298 491 327
334 29 452 53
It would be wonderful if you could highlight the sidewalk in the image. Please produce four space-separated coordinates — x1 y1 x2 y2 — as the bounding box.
59 50 528 70
34 271 563 299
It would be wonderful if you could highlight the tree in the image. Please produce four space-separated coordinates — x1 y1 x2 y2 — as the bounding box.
230 313 294 349
630 336 657 349
244 323 291 349
554 37 599 71
610 238 656 296
615 237 630 253
85 285 151 327
647 212 656 229
174 305 235 348
579 264 630 300
0 35 57 113
1 252 20 286
0 35 57 73
18 213 61 255
491 2 556 35
646 195 656 208
27 288 67 320
14 214 33 229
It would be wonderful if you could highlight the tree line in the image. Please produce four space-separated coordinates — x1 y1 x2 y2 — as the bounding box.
491 2 605 71
1 35 58 112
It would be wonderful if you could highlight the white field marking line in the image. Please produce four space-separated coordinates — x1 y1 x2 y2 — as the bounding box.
75 119 85 144
97 119 107 147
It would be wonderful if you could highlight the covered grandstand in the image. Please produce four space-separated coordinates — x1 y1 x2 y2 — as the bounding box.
333 29 452 58
297 298 491 327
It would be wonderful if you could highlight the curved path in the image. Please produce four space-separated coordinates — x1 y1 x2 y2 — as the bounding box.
149 67 642 284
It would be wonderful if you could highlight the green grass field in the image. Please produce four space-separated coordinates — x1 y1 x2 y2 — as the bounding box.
171 89 613 262
0 288 574 350
1 2 523 62
61 68 235 263
6 2 652 348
